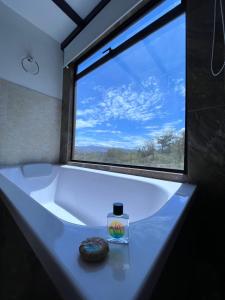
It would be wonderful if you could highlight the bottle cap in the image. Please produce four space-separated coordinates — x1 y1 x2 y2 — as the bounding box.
113 202 123 216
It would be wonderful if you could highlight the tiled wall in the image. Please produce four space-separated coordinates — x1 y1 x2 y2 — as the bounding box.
187 0 225 233
0 79 61 165
175 0 224 298
153 1 225 299
187 0 225 188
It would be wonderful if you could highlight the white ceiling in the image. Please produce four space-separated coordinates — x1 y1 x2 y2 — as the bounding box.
1 0 102 43
66 0 101 18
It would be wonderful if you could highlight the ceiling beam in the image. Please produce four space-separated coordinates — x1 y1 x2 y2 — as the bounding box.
61 0 111 50
52 0 84 26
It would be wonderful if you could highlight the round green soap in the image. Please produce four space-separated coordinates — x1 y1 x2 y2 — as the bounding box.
79 237 109 262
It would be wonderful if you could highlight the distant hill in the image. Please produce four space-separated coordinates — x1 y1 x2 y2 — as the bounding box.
75 145 110 153
75 145 134 153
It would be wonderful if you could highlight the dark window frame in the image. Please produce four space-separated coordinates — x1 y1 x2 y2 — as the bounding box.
70 0 187 174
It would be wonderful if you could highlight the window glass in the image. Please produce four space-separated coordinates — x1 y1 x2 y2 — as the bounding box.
73 14 185 170
77 0 181 74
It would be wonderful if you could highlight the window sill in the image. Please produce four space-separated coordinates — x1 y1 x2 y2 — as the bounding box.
67 161 189 183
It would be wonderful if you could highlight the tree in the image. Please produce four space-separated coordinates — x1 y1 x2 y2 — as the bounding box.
157 130 175 153
173 130 185 161
138 141 155 159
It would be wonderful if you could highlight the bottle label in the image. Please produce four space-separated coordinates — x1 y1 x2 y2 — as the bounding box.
108 221 125 238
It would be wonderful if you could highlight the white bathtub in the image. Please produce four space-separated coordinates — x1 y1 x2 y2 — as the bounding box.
0 164 182 226
0 163 196 300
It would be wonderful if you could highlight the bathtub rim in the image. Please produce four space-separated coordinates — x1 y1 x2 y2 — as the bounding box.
0 166 197 300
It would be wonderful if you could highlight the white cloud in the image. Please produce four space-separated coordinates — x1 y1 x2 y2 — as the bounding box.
75 75 185 149
77 76 164 127
94 129 121 134
163 119 183 128
75 125 185 149
145 125 160 130
146 122 184 139
80 96 95 105
76 119 99 129
174 78 185 97
101 80 162 122
177 127 185 136
76 131 148 149
145 120 183 136
76 108 96 117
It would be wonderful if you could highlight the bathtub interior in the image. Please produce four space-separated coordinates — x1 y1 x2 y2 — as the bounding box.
0 164 182 226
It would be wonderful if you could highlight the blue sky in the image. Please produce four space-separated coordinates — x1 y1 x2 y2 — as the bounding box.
74 1 185 150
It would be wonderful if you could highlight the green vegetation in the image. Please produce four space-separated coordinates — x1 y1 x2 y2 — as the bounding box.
74 130 185 170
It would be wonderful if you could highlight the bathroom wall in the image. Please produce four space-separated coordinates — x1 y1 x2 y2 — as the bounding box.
0 2 63 165
0 79 61 165
153 1 225 299
186 0 225 297
187 0 225 187
0 1 63 99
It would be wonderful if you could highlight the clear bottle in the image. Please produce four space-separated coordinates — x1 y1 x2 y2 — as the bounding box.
107 203 129 244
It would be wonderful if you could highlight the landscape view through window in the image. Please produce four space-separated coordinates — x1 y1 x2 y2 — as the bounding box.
73 4 185 171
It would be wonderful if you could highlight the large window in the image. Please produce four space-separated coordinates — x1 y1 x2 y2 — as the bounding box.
72 0 186 172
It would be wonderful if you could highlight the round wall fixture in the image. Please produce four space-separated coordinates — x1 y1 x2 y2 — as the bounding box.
21 56 39 75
